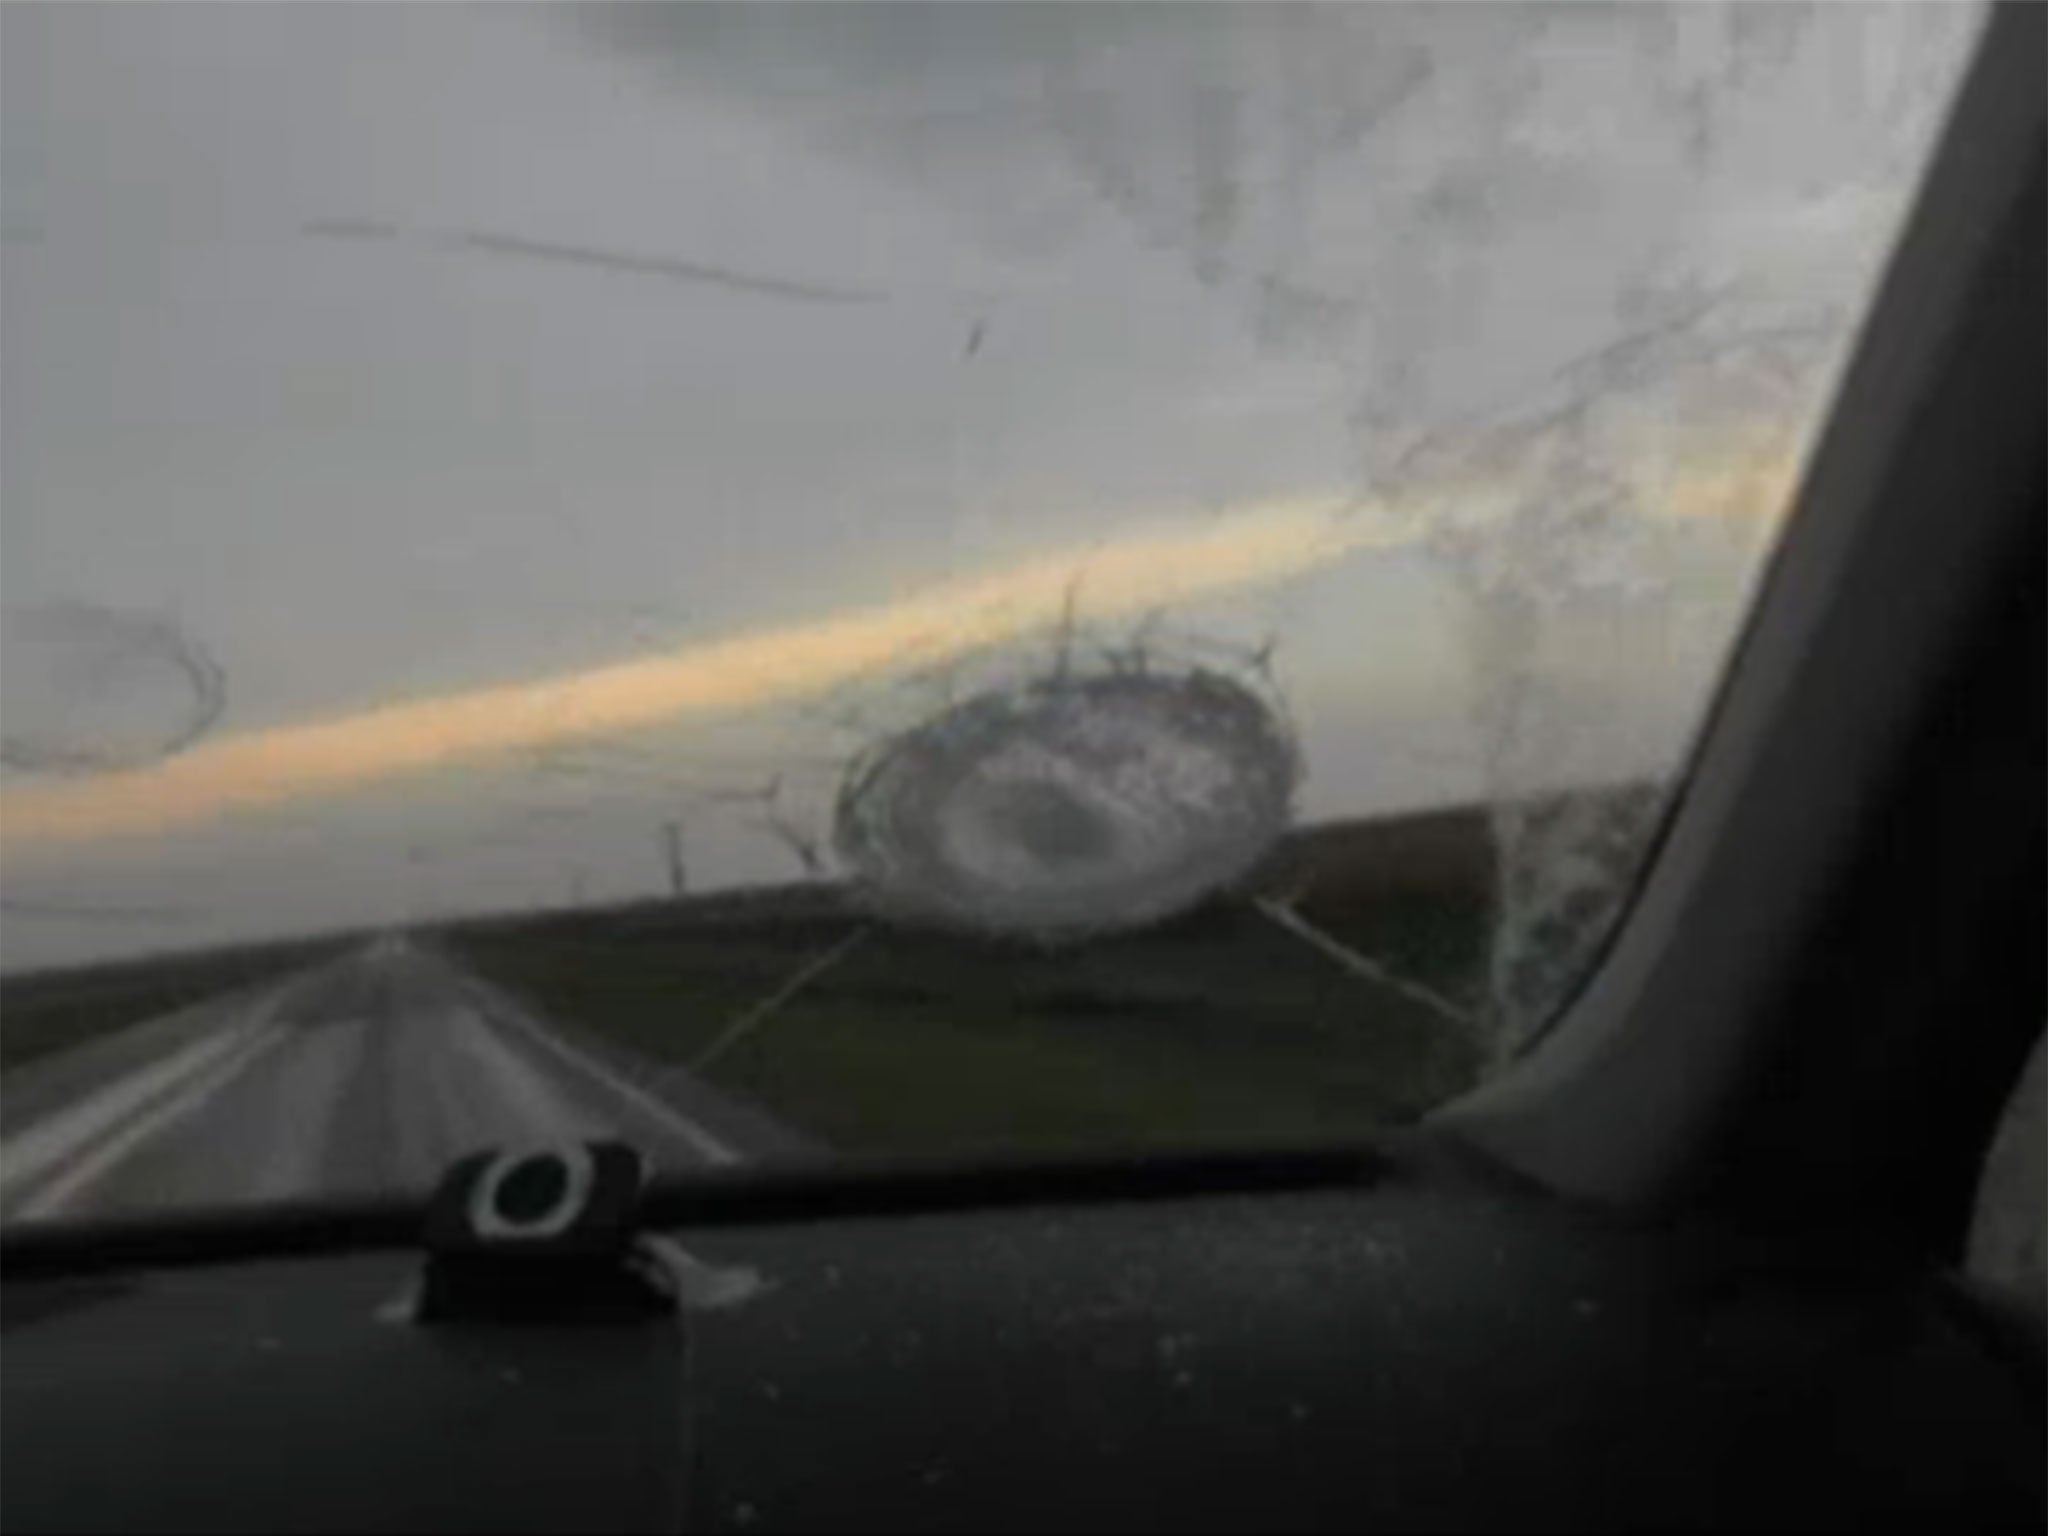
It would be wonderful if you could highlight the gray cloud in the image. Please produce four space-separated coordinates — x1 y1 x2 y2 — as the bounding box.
0 2 1978 970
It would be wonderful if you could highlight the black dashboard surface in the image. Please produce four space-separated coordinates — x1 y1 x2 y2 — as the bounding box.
4 1163 2041 1533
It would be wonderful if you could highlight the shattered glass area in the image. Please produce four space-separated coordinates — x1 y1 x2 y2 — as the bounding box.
569 0 1978 1047
0 604 226 778
835 660 1297 941
1375 305 1842 1051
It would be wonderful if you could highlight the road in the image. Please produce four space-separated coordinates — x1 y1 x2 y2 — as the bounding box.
0 936 802 1225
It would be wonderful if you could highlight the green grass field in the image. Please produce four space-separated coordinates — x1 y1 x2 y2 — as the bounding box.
2 808 1503 1158
445 890 1492 1156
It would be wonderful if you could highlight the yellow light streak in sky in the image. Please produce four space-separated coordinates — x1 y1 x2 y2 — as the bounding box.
0 442 1801 853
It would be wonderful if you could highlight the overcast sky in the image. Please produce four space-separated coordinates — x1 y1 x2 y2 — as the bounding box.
0 2 1977 970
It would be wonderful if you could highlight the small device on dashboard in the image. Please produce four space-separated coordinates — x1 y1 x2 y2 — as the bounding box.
417 1140 674 1324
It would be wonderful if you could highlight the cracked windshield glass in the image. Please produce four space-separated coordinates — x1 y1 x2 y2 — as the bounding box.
0 3 1982 1222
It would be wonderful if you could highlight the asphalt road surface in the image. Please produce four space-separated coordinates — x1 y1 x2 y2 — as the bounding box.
0 936 802 1225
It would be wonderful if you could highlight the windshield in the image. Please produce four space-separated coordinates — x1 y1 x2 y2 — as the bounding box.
0 2 1982 1223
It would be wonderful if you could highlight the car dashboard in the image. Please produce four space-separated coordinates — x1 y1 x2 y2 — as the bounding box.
3 1149 2040 1533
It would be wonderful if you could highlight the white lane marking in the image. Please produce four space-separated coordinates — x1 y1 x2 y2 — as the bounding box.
469 992 743 1166
11 1023 291 1220
0 1002 280 1201
0 991 231 1131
